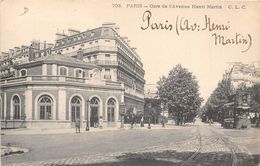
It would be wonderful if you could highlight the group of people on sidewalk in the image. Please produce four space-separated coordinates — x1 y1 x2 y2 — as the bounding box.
74 116 169 133
75 117 104 133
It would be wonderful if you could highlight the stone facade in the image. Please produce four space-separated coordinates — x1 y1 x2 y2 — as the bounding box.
52 23 145 114
230 62 260 88
0 23 145 129
0 55 124 128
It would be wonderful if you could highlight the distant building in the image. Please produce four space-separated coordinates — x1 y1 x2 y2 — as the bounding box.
51 23 145 115
229 61 260 88
144 83 169 118
144 84 157 99
0 41 53 79
0 23 145 128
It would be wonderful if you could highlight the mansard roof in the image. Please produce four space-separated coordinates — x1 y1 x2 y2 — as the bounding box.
53 27 116 50
15 54 97 70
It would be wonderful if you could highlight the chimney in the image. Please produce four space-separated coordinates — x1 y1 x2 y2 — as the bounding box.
47 43 54 48
21 45 27 49
127 40 131 45
122 37 128 41
2 52 9 55
122 37 130 45
102 22 119 33
68 29 80 36
14 47 20 51
114 27 120 33
31 40 40 50
28 47 35 61
76 50 83 60
132 47 137 51
9 49 14 55
55 33 67 40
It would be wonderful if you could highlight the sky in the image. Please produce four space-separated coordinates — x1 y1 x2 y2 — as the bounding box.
1 0 259 102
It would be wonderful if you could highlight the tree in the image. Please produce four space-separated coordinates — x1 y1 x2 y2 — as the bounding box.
157 64 203 125
144 98 161 124
203 72 234 122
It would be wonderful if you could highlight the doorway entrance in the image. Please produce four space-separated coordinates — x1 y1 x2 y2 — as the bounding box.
71 96 81 127
90 107 98 127
90 97 100 127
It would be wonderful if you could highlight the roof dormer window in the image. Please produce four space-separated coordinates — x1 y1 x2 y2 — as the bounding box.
59 66 68 76
74 68 85 78
20 69 27 76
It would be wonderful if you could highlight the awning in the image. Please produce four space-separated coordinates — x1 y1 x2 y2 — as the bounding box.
223 102 235 107
236 106 250 110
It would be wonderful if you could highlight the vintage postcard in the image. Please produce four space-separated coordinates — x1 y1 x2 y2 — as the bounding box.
0 0 259 165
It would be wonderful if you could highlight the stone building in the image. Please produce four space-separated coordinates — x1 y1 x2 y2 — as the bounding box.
230 61 260 88
1 54 125 128
0 40 53 79
52 23 145 116
0 23 145 128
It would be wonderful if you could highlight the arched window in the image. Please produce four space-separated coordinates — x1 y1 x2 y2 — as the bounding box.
71 96 81 122
107 98 116 122
20 69 27 76
13 95 21 119
90 97 100 127
75 69 85 78
59 67 68 76
38 95 52 120
90 97 100 105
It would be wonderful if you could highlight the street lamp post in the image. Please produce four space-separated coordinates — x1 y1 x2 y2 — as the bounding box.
120 103 125 129
148 102 152 129
85 99 90 131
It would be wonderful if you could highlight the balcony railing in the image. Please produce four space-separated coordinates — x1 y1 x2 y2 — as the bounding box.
125 88 144 99
82 46 117 53
105 81 122 86
0 75 123 88
32 76 59 81
93 60 118 66
61 46 117 57
65 77 85 83
5 76 26 83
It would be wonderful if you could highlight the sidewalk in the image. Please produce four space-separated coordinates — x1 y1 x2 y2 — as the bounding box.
1 123 194 135
1 127 119 135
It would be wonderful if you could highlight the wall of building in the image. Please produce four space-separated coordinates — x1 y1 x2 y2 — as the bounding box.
27 65 42 75
1 82 122 128
1 87 26 120
124 96 144 113
0 93 4 119
65 88 122 121
31 88 59 120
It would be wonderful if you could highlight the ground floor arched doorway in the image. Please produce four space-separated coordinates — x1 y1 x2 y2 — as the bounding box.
90 97 99 127
71 96 81 127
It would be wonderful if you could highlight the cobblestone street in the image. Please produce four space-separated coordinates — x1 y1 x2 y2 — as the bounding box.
1 121 260 166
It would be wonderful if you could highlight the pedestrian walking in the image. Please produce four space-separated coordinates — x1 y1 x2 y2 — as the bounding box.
131 114 134 129
209 119 213 126
161 118 165 128
99 116 103 129
75 118 80 133
94 115 98 128
193 118 196 124
140 116 144 127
